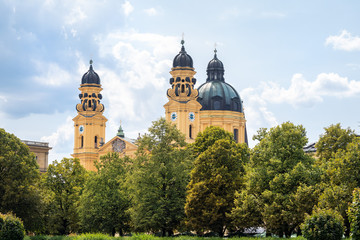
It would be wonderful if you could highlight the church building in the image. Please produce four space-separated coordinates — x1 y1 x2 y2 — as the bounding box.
72 41 247 171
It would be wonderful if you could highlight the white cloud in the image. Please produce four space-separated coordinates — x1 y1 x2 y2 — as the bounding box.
93 31 179 137
41 116 73 163
32 61 72 86
261 73 360 107
326 30 360 51
144 7 158 16
241 72 360 146
65 6 87 25
122 1 134 17
41 116 73 147
0 95 7 103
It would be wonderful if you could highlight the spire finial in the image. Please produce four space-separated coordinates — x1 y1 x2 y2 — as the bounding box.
117 120 125 138
90 59 93 65
181 33 185 45
214 43 218 58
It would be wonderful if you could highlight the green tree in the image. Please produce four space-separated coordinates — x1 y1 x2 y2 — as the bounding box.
301 208 344 240
185 126 249 236
317 137 360 237
43 158 87 235
348 188 360 240
315 123 356 162
0 212 25 240
0 128 43 232
190 126 234 156
128 118 191 236
231 122 320 237
79 153 130 236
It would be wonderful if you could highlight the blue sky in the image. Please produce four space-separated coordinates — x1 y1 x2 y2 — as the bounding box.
1 0 360 162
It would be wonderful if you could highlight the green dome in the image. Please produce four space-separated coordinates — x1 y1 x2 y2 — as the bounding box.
197 50 243 112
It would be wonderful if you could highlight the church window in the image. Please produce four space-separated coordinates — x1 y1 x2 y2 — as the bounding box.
95 136 98 148
214 100 221 110
80 136 84 148
189 125 193 139
181 85 185 93
234 129 238 143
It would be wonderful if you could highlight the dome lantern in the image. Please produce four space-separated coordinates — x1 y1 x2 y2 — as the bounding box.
206 48 225 82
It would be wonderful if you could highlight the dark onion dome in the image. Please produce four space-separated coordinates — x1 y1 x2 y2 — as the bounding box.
197 49 243 112
206 49 224 82
81 60 100 85
172 40 193 68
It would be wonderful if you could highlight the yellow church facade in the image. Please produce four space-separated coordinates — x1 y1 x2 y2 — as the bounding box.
72 41 247 171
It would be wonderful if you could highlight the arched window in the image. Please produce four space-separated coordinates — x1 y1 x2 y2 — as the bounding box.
181 84 185 93
214 100 221 110
189 125 193 139
80 136 84 148
95 136 98 148
233 129 239 143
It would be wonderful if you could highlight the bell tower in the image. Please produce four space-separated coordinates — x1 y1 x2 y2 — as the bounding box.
72 60 107 171
164 40 202 142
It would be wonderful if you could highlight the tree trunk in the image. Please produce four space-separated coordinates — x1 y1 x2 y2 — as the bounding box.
111 227 116 237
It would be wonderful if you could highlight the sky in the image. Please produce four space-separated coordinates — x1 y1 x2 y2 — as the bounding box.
1 0 360 163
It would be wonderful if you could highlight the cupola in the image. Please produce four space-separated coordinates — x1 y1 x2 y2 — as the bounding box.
197 49 243 112
172 40 193 68
81 60 101 86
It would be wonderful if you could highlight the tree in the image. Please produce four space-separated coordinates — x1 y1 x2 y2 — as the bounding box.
348 188 360 240
185 127 249 236
79 153 131 236
0 128 43 232
43 158 87 235
301 208 344 240
0 212 25 240
128 118 191 236
315 123 356 162
231 122 320 237
190 126 234 156
317 137 360 237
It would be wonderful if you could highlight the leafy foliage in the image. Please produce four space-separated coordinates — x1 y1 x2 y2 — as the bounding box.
43 158 87 235
231 122 320 237
348 188 360 240
79 153 130 236
315 123 356 162
301 209 343 240
190 126 234 156
317 134 360 236
0 128 43 232
185 126 249 236
0 212 25 240
128 118 191 236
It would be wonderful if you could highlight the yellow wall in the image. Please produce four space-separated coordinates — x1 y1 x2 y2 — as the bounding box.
199 110 246 143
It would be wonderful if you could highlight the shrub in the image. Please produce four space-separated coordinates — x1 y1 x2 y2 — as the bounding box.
349 188 360 240
29 235 49 240
301 209 343 240
0 212 25 240
73 233 116 240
